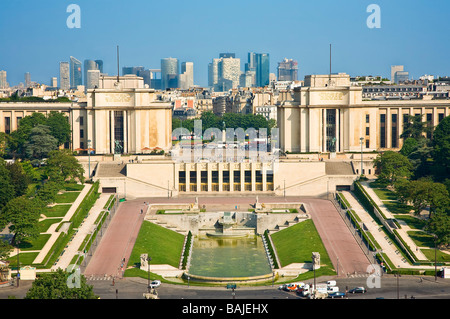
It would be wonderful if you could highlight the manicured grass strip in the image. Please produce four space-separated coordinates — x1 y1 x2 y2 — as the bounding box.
128 221 185 268
7 252 39 268
18 234 51 251
42 204 71 218
54 191 81 204
394 215 426 230
63 183 85 191
407 231 435 248
421 249 450 263
38 218 62 232
271 219 332 268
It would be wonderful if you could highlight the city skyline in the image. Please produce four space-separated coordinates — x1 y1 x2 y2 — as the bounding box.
1 0 450 87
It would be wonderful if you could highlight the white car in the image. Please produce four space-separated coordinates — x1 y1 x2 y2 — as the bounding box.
149 280 161 288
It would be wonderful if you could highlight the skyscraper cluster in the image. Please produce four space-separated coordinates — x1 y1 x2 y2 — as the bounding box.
208 52 274 92
160 58 195 90
59 57 103 90
277 58 298 82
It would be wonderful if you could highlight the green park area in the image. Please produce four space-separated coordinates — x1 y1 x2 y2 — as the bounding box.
124 217 334 285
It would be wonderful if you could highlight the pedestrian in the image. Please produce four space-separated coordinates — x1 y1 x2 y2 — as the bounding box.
112 277 115 286
141 208 143 214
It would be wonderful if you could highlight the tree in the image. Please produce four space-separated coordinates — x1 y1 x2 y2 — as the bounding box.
24 124 58 160
427 210 450 247
0 159 15 212
45 149 85 183
1 196 40 246
373 151 412 186
402 179 449 216
6 161 30 197
432 115 450 181
399 137 418 157
46 111 71 146
25 268 98 299
0 240 12 261
400 114 431 140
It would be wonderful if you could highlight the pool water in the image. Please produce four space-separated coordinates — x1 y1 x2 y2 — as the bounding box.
188 235 272 278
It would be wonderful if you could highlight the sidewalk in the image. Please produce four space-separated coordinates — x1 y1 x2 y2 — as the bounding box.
341 191 410 268
52 193 110 271
359 181 428 261
32 184 93 265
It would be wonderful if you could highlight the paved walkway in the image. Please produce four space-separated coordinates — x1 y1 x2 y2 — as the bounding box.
32 184 92 265
51 193 111 271
341 191 409 268
341 188 434 270
359 181 428 261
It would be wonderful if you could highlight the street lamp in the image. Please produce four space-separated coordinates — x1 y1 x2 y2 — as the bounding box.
359 137 364 177
147 255 152 292
434 234 438 282
87 139 92 180
395 269 401 299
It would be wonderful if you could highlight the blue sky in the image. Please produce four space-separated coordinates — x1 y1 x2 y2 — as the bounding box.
1 0 449 87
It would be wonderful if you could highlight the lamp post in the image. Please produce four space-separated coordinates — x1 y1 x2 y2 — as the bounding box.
360 137 364 177
147 255 152 292
16 241 20 287
434 234 438 282
87 139 92 180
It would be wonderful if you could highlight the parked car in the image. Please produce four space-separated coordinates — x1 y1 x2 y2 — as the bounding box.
349 287 366 294
328 291 346 298
327 286 339 293
149 280 161 288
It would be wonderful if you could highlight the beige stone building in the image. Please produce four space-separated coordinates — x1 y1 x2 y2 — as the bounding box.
0 76 173 155
277 73 450 154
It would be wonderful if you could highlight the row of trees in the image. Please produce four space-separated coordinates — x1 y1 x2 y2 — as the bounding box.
0 111 71 162
373 115 450 246
172 111 277 136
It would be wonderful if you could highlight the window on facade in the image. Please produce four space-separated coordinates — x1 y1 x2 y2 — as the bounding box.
4 117 10 134
391 114 398 148
223 171 230 183
16 117 22 127
79 116 84 126
380 114 386 148
366 114 370 123
114 111 124 151
365 127 370 136
80 129 84 139
326 109 337 152
179 171 186 184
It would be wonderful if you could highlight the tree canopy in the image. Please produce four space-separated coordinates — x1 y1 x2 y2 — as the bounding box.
25 268 98 299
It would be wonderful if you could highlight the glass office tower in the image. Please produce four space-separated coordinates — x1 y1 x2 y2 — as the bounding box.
161 58 179 90
255 53 270 87
70 56 82 88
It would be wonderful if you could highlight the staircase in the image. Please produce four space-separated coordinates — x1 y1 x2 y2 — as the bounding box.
146 216 188 235
96 163 127 177
325 161 355 175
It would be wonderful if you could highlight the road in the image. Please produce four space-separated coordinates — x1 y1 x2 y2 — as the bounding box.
84 275 450 300
82 196 371 278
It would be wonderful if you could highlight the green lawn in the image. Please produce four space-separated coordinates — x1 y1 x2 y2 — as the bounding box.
54 191 81 203
394 215 426 230
422 249 450 263
127 221 185 268
407 231 435 248
42 204 71 218
7 252 39 268
63 183 85 191
18 234 51 251
38 218 62 232
271 219 332 268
